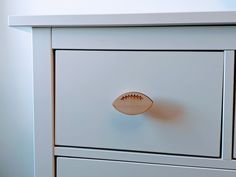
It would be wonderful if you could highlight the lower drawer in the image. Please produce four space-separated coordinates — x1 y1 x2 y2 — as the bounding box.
57 157 236 177
234 118 236 158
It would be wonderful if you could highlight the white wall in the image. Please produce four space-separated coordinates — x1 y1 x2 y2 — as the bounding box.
1 0 236 177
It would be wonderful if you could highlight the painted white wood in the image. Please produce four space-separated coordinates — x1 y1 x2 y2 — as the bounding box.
52 26 236 50
235 115 236 158
57 157 236 177
235 75 236 159
55 147 236 170
222 51 235 160
235 119 236 158
11 12 236 175
8 11 236 27
56 50 223 157
33 28 54 177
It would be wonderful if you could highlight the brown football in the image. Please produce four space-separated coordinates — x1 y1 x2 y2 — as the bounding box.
112 91 153 115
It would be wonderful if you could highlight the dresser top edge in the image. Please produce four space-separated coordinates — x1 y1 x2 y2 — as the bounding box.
8 11 236 27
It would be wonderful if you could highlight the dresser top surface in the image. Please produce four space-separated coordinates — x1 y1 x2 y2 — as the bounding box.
8 11 236 27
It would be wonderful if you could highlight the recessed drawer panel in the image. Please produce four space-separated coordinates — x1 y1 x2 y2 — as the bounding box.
55 51 223 157
57 157 236 177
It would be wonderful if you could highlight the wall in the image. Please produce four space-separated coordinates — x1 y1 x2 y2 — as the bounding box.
1 0 236 177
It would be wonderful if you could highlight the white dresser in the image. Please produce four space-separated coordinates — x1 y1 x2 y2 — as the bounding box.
9 12 236 177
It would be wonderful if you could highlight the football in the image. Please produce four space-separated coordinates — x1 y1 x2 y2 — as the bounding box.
112 91 153 115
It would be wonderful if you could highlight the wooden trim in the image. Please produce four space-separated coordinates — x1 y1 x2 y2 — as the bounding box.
54 146 236 170
33 28 54 177
52 26 236 50
222 51 235 160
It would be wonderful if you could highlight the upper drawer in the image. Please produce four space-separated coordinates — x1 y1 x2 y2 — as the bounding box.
55 51 223 157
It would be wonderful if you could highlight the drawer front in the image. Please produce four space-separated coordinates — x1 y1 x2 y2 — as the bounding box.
55 51 223 157
234 116 236 158
57 157 236 177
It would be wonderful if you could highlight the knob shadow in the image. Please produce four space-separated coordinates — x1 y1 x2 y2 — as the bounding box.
145 99 184 123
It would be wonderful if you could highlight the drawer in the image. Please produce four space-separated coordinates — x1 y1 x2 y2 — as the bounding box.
234 115 236 158
55 51 223 157
57 157 236 177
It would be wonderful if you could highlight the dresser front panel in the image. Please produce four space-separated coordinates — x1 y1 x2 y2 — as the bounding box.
52 26 236 50
55 50 223 157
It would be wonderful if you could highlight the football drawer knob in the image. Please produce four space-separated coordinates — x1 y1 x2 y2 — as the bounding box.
112 91 153 115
